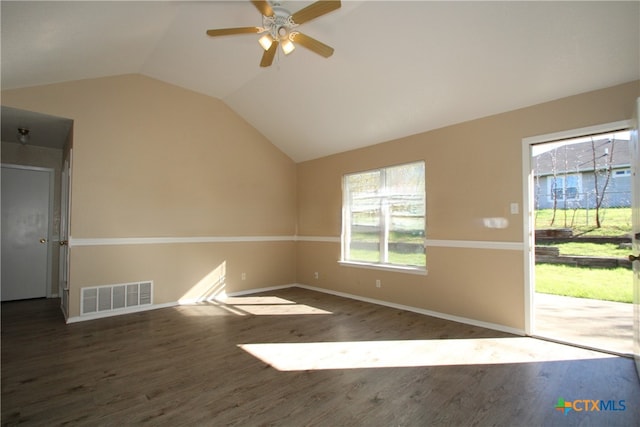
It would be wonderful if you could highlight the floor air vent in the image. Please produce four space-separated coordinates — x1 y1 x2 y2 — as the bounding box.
81 281 153 316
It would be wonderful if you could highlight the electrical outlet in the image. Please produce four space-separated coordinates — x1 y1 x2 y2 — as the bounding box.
375 279 381 288
314 272 319 280
241 272 246 281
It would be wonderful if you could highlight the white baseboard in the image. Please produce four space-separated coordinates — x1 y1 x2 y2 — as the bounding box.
225 284 296 298
177 284 294 304
66 285 296 323
66 301 178 324
295 284 525 336
65 283 524 336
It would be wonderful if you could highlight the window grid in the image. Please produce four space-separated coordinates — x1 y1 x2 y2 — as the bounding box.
342 161 425 269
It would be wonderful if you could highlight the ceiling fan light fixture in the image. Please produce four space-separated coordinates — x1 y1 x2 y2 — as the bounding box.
17 127 30 145
281 38 295 55
258 34 273 51
206 0 341 67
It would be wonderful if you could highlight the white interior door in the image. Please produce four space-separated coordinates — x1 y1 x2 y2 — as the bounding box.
1 165 53 301
631 98 640 376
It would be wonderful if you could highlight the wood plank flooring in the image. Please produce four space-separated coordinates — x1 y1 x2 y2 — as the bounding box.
2 287 639 426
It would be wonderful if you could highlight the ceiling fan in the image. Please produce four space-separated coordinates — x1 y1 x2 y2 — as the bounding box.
206 0 341 67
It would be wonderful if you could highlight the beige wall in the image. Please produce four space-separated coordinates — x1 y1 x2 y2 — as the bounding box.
71 241 295 305
1 142 64 296
296 80 640 331
2 76 638 328
2 74 297 317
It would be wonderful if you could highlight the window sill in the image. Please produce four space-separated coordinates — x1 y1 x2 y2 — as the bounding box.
338 261 427 276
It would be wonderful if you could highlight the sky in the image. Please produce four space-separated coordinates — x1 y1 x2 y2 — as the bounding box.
531 130 630 156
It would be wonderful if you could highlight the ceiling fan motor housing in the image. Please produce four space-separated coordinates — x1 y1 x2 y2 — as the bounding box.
263 5 298 42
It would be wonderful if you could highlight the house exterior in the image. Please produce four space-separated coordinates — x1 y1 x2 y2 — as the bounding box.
532 137 631 210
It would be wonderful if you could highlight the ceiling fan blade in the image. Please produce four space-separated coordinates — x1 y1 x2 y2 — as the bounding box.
251 0 274 17
260 41 279 67
293 32 334 58
206 27 261 37
291 0 341 25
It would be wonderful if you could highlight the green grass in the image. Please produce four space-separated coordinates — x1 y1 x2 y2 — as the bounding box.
351 231 424 244
534 208 633 302
348 249 426 267
535 264 632 303
535 207 631 236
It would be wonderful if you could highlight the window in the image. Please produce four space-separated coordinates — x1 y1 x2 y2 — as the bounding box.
547 174 581 202
614 169 631 177
341 161 425 271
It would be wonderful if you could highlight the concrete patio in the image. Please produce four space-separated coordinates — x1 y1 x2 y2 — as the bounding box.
534 292 634 356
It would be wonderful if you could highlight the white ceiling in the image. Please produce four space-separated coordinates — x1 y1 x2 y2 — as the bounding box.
2 1 639 162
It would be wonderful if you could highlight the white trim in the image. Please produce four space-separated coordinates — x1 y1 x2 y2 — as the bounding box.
46 168 55 298
69 235 295 247
59 151 72 319
296 284 524 336
613 169 632 178
522 136 535 335
521 120 632 336
68 234 524 250
545 173 583 203
295 236 341 243
226 284 295 298
300 236 524 251
63 283 524 335
178 284 295 304
0 163 53 174
338 261 427 276
66 301 178 323
522 120 631 145
68 285 297 322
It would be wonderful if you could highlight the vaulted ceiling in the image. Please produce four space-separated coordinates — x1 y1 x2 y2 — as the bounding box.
2 1 639 162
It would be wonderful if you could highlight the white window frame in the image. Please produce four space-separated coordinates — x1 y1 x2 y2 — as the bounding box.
340 161 426 275
613 168 631 178
547 173 582 202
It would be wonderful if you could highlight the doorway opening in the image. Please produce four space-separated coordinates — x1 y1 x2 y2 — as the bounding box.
0 106 73 317
524 124 633 355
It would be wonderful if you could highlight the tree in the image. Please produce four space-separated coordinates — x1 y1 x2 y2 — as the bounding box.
590 137 615 228
548 148 559 226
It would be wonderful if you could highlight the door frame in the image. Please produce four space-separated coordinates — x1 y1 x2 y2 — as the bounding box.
521 120 631 335
631 98 639 376
1 163 55 299
59 150 72 318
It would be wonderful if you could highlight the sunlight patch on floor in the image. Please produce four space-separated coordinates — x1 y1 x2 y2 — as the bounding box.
180 294 333 316
239 337 616 371
222 296 295 305
216 295 332 315
229 303 332 315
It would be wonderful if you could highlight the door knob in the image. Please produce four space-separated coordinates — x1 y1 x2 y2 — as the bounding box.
59 240 68 246
630 254 640 262
39 238 47 244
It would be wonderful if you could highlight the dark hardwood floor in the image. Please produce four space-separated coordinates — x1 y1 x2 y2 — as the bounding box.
2 287 639 426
